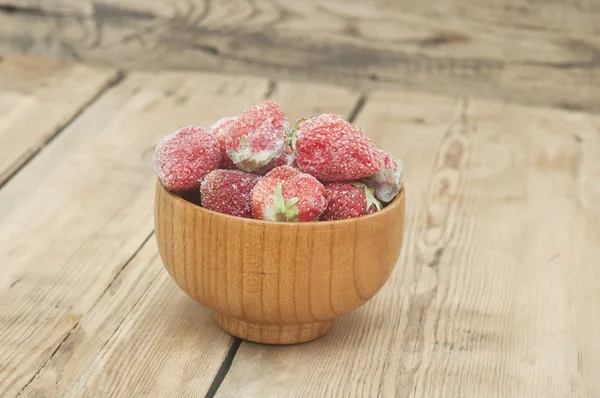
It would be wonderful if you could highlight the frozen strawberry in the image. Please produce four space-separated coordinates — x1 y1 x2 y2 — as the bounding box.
365 151 404 203
226 101 288 173
211 116 237 169
154 126 220 192
263 164 301 180
294 114 384 182
320 182 382 221
200 170 261 218
251 166 326 222
254 145 295 175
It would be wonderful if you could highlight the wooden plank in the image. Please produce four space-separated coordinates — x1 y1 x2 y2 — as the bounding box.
13 81 361 397
19 238 227 398
0 0 92 15
269 81 361 123
0 70 270 396
216 93 600 397
92 0 600 35
0 0 599 111
0 54 118 184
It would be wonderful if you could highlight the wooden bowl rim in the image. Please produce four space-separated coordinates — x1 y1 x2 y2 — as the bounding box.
157 178 405 226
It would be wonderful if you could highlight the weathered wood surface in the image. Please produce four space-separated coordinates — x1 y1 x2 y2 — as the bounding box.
1 55 599 397
0 68 270 396
0 0 599 111
0 54 117 185
216 93 600 397
0 0 92 14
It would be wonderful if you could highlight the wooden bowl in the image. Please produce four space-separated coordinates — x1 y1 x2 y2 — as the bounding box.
154 180 405 344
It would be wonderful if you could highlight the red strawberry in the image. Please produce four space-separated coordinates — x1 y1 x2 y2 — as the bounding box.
251 166 326 222
226 101 288 173
265 165 302 179
154 126 220 192
211 116 237 169
365 151 404 203
294 114 384 182
320 182 382 221
254 144 295 175
200 170 261 218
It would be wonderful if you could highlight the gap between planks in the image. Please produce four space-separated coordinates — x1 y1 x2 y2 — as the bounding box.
0 68 125 190
14 231 156 397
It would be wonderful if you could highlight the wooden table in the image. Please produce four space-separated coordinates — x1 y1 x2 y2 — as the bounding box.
1 54 599 397
2 0 600 113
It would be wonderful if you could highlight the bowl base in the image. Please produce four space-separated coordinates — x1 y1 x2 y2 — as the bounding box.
214 313 333 345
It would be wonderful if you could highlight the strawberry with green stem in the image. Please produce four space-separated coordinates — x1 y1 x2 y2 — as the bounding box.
251 166 326 222
287 117 309 152
272 182 300 221
226 101 288 173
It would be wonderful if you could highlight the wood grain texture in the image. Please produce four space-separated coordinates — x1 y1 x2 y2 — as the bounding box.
215 92 600 397
0 54 118 184
0 0 92 15
20 238 235 398
0 69 270 396
155 182 405 344
10 79 362 396
0 0 599 111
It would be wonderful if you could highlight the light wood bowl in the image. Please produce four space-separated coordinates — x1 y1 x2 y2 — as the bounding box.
155 180 405 344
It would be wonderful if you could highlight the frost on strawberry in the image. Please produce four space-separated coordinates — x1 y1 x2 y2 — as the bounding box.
253 144 295 175
251 166 326 222
364 151 404 203
200 169 261 218
211 116 238 169
320 182 382 221
226 101 288 173
153 126 221 192
294 114 384 182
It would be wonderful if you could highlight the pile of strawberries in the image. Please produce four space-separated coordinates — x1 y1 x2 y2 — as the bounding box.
153 101 403 222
